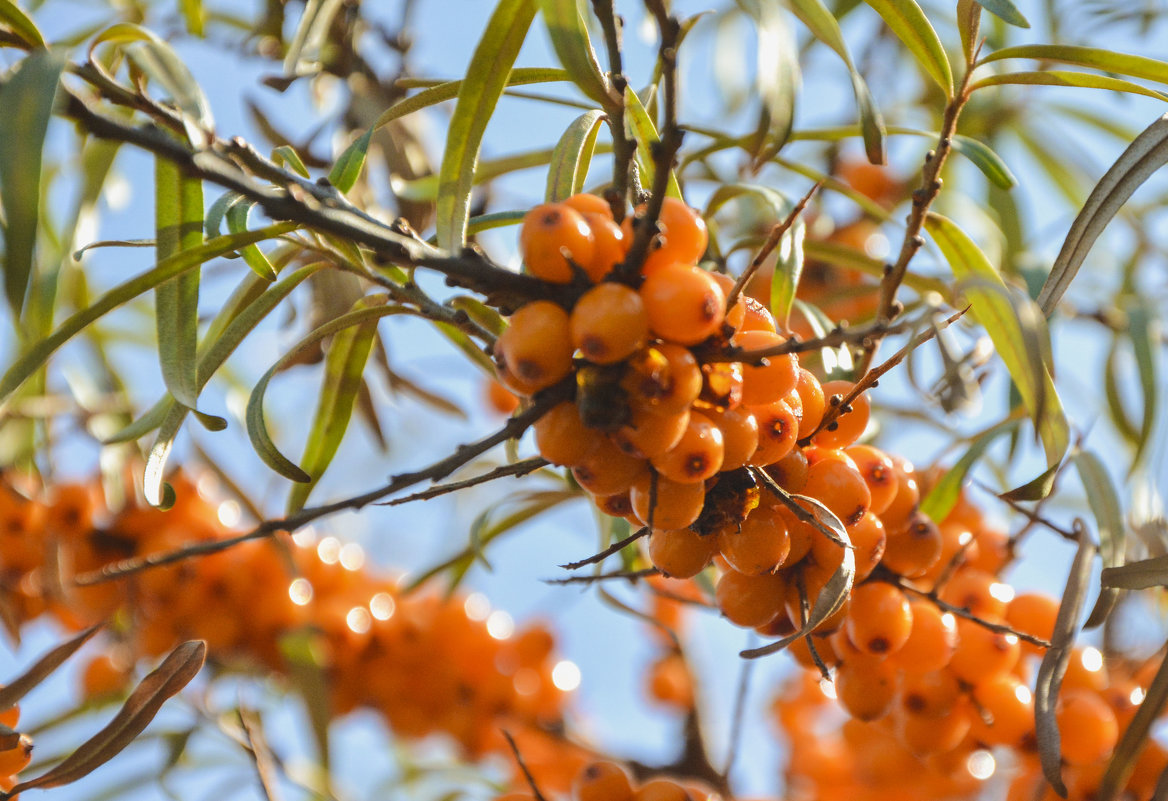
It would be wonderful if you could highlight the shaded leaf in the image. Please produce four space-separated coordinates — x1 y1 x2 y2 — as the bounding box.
920 418 1021 520
0 624 102 711
0 0 45 48
1126 300 1159 472
1101 555 1168 590
545 109 605 201
0 49 64 321
282 0 344 78
972 0 1028 27
1037 114 1168 316
861 0 952 95
225 198 278 282
375 68 569 131
956 0 980 64
971 70 1168 102
327 127 373 194
1075 450 1126 628
624 86 682 199
769 215 806 331
0 223 298 406
1034 527 1097 797
10 641 206 794
271 145 310 178
802 239 949 296
278 630 332 771
537 0 611 106
435 0 537 251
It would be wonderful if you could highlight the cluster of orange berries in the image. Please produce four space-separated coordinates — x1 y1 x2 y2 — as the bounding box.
0 473 572 763
496 760 719 801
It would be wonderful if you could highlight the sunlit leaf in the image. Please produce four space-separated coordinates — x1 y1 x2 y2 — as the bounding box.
1037 114 1168 316
327 127 373 194
178 0 204 36
980 45 1168 85
861 0 952 95
624 86 682 198
1074 450 1126 628
0 49 63 322
750 3 799 165
225 198 278 282
0 0 45 48
537 0 611 106
435 0 537 251
10 641 206 794
271 145 310 178
282 0 344 77
375 68 570 131
971 70 1168 101
546 109 605 201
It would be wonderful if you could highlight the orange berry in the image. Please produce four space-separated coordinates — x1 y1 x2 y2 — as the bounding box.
635 197 709 272
788 633 840 671
948 619 1021 686
648 653 694 710
535 402 598 466
0 734 32 775
888 601 957 674
1062 647 1109 692
0 704 17 730
613 407 691 460
971 675 1035 747
968 526 1010 575
1005 593 1059 655
718 498 791 576
649 528 717 578
630 474 706 530
939 569 1011 621
794 368 825 439
847 512 886 581
766 450 809 494
623 345 703 414
573 440 649 496
485 379 521 415
735 331 799 405
570 283 649 364
898 698 973 756
640 265 726 345
81 652 129 700
844 445 898 516
651 413 724 484
579 213 628 282
845 582 912 655
498 301 574 392
595 492 637 522
563 193 614 219
704 407 759 472
836 658 897 721
715 569 787 628
812 381 870 448
697 361 744 411
573 761 634 801
633 778 691 801
881 513 943 578
520 203 595 283
899 668 962 718
750 401 800 465
801 458 871 528
737 296 778 334
880 456 920 532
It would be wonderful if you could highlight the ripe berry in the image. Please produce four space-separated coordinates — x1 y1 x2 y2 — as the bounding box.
572 440 649 496
651 413 724 484
570 283 648 364
802 457 871 527
1005 593 1059 655
888 601 957 674
717 498 791 576
704 407 759 471
939 568 1010 621
845 582 912 655
534 402 597 466
844 445 898 515
497 301 574 391
971 675 1035 747
633 197 709 274
563 193 614 219
835 658 897 721
736 330 799 405
573 761 634 801
750 401 800 465
899 668 962 719
881 513 943 578
580 213 628 282
794 369 825 439
629 474 706 530
715 569 787 628
767 450 809 494
520 203 596 283
813 381 871 449
640 265 726 346
612 407 691 460
648 528 717 578
623 345 703 414
847 512 886 581
948 619 1020 685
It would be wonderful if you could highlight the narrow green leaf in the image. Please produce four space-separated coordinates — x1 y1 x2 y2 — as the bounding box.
178 0 205 36
282 0 343 77
278 630 332 771
787 0 886 163
770 216 806 330
624 86 682 198
861 0 952 95
286 297 386 513
0 223 297 407
537 0 611 106
1099 636 1168 800
925 213 1069 469
154 159 204 410
0 49 64 321
435 0 537 251
956 0 980 64
971 0 1029 27
1034 528 1097 797
750 4 799 165
327 127 373 193
225 199 278 281
0 624 102 711
1127 300 1159 471
802 239 949 296
246 304 412 483
920 418 1020 520
1074 450 1126 628
980 45 1168 85
1037 114 1168 316
0 0 45 48
450 296 508 337
375 68 570 131
545 109 605 201
10 641 206 794
971 70 1168 101
271 145 310 178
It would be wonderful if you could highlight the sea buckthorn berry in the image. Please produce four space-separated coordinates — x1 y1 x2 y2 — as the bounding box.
939 569 1011 621
485 379 520 415
698 362 744 411
634 197 709 273
812 381 871 448
970 675 1035 748
899 669 962 719
898 698 973 756
496 361 542 398
633 778 692 801
847 512 886 581
737 296 778 334
776 501 816 564
750 401 800 465
968 525 1010 576
498 301 574 391
788 633 840 671
835 658 897 721
630 474 706 531
612 407 691 460
881 513 943 578
794 368 825 439
0 703 17 729
888 601 957 674
648 653 695 710
651 414 724 484
845 582 912 655
801 457 871 528
570 283 648 364
595 492 637 522
623 345 703 414
704 407 759 471
920 522 977 585
1062 646 1109 692
45 483 99 536
580 213 628 282
844 445 898 516
534 402 597 466
735 331 799 405
573 761 634 801
1006 593 1059 655
715 569 787 628
563 192 614 220
766 450 809 494
640 264 726 346
0 734 33 775
573 440 649 496
717 498 791 576
81 652 129 700
881 456 920 532
648 528 717 579
787 561 850 634
948 619 1021 685
520 203 596 283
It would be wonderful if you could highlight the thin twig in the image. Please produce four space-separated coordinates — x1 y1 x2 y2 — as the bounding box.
591 0 635 217
560 527 649 570
545 566 660 585
380 457 549 506
723 634 756 779
890 575 1052 649
501 730 549 801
